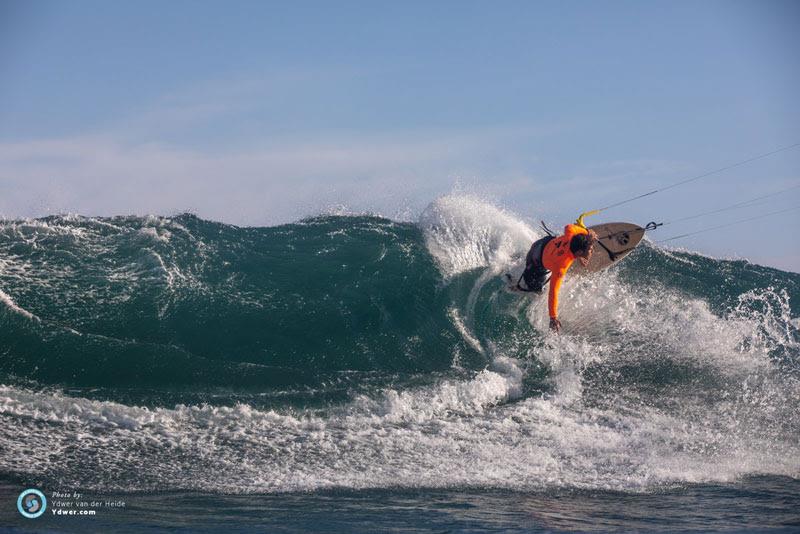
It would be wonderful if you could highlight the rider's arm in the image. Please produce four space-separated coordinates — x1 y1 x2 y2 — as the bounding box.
547 267 568 319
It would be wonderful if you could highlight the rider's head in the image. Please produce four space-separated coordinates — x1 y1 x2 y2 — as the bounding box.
570 233 594 259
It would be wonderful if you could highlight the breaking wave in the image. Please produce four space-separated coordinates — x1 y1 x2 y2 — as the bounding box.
1 195 798 493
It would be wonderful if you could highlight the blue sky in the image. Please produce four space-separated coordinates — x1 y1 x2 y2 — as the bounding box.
1 0 799 271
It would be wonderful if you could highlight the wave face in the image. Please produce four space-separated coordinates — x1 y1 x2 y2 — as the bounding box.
0 212 482 390
1 195 799 493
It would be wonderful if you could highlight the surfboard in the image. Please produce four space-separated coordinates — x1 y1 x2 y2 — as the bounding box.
574 222 645 273
504 222 645 292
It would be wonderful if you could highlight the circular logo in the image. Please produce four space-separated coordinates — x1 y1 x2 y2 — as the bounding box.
17 489 47 519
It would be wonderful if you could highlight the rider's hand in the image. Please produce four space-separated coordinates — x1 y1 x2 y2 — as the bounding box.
549 317 562 332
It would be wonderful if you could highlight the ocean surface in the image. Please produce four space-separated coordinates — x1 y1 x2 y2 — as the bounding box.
1 195 798 532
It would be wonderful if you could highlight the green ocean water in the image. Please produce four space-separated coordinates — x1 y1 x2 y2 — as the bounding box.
0 195 798 530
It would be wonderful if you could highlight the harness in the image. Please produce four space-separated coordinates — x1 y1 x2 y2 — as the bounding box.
516 224 555 292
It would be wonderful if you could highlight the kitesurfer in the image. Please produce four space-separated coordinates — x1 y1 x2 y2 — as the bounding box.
518 216 597 332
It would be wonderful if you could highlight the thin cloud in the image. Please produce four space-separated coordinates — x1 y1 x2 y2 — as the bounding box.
0 128 536 226
0 70 557 225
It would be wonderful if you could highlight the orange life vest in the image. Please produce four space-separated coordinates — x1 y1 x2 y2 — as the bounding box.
541 224 588 319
